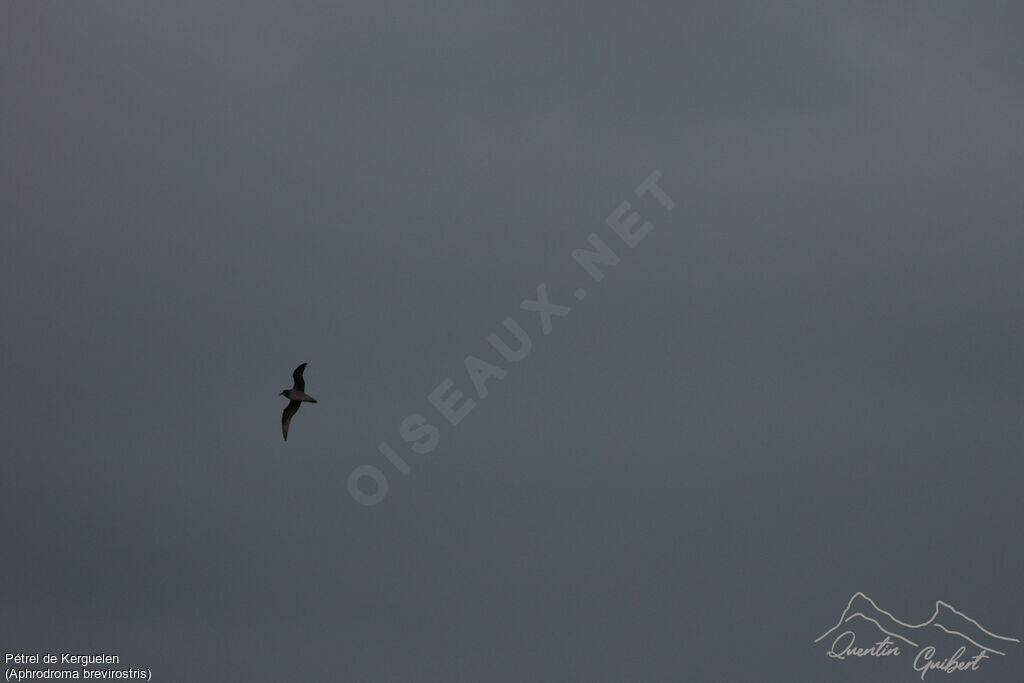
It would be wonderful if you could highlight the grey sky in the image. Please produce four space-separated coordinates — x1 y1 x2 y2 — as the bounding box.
2 2 1022 681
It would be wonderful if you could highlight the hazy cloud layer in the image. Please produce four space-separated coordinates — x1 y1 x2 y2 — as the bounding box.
2 2 1022 681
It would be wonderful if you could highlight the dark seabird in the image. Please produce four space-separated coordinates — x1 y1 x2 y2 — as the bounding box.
280 362 317 440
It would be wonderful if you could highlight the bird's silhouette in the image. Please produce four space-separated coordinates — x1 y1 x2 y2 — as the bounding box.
280 362 317 440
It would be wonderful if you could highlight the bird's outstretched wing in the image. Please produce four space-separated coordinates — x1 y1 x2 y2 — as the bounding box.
282 400 302 440
292 362 308 392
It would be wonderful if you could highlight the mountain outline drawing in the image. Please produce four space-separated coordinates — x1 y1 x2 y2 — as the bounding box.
816 592 1021 656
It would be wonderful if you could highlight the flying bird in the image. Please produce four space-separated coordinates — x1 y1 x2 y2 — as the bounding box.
280 362 317 440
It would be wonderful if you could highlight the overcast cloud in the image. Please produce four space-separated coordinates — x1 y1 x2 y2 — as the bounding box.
2 2 1022 681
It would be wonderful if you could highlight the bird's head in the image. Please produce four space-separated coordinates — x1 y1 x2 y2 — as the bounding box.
279 390 288 397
